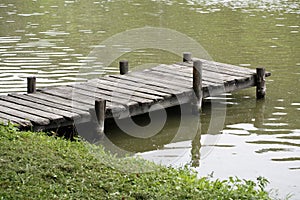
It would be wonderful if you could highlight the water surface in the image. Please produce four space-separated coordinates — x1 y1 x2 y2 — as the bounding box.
0 0 299 199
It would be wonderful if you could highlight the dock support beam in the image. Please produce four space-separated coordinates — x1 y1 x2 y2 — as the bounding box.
183 52 192 62
27 77 36 94
119 60 129 75
192 60 203 112
256 68 266 99
95 99 106 134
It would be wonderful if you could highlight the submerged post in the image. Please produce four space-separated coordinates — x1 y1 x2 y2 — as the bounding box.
27 77 36 94
183 52 192 62
95 99 106 134
119 60 129 75
192 60 203 112
256 68 266 99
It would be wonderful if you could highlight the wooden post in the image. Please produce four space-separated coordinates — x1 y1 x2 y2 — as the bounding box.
193 60 203 112
119 60 128 75
95 99 106 134
183 52 192 62
256 68 266 99
27 77 36 94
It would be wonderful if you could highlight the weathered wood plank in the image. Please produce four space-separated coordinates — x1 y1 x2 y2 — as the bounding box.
200 60 256 74
0 97 65 124
0 104 50 125
89 77 171 98
3 95 80 120
152 64 238 85
40 87 126 117
177 61 255 77
68 84 145 106
147 67 222 86
0 112 32 127
9 93 89 117
128 71 191 90
108 75 183 95
30 93 91 112
177 62 252 78
83 80 164 102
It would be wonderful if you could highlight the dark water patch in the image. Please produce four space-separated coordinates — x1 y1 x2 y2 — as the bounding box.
203 144 235 148
255 148 292 154
271 157 300 162
247 140 300 147
289 167 300 170
277 136 300 140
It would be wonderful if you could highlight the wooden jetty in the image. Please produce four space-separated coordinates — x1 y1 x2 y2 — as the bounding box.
0 54 271 131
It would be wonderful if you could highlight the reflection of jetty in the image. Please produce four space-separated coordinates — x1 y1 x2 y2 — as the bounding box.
0 53 271 131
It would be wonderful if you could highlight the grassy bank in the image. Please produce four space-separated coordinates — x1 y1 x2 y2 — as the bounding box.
0 124 271 200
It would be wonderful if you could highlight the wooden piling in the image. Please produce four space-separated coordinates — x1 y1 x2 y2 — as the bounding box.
256 68 266 99
95 99 106 134
192 60 203 112
183 52 192 62
119 60 129 75
27 77 36 94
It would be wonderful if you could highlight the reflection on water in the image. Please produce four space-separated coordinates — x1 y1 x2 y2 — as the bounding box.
0 0 299 199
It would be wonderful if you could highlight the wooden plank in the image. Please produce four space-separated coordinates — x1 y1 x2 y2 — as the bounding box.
40 87 126 118
84 80 164 101
41 86 126 109
182 60 254 75
107 75 182 96
151 64 237 85
201 60 256 74
0 98 65 124
147 68 222 86
89 77 171 98
155 64 227 80
69 83 155 105
68 84 140 106
3 95 80 120
177 61 254 78
145 65 193 81
0 104 50 125
176 62 252 78
0 112 32 127
9 93 89 117
135 69 224 92
33 92 125 119
112 73 191 97
128 71 191 90
184 60 261 77
41 87 99 105
30 93 91 112
132 70 192 88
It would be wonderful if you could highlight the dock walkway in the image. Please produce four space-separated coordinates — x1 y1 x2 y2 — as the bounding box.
0 57 271 131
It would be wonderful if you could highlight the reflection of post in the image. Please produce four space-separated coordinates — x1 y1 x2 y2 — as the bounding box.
254 99 265 129
191 121 201 167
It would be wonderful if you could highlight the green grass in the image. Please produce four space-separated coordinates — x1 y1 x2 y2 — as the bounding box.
0 123 272 200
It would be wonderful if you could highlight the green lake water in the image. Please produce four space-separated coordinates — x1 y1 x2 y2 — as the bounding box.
0 0 299 199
